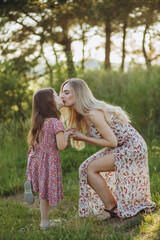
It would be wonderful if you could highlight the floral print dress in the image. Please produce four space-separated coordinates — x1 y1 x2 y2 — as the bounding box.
26 118 64 206
79 115 155 218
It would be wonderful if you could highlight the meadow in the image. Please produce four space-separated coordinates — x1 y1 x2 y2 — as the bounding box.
0 67 160 239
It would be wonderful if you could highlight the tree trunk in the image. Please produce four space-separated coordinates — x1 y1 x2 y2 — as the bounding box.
104 22 111 70
53 45 61 72
80 24 86 71
45 59 53 85
63 37 76 77
120 19 127 72
142 24 151 68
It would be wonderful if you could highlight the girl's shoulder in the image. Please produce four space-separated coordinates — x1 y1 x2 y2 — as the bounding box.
44 118 64 133
45 118 63 125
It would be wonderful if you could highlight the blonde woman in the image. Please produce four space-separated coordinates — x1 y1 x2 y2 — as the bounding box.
60 78 155 221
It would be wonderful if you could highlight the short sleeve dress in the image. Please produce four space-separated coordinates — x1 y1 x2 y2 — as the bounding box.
79 115 155 218
26 118 64 206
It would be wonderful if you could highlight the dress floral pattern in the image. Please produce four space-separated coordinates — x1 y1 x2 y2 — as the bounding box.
26 118 64 206
79 115 155 218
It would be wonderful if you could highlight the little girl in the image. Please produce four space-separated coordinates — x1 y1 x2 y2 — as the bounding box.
24 88 70 229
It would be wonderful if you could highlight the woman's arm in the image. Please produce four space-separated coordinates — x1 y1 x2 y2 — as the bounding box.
56 131 70 151
70 110 117 148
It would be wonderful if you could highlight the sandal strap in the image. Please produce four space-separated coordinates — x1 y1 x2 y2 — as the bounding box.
40 220 52 229
104 206 117 218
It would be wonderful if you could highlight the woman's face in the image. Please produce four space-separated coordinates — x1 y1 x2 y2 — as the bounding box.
61 83 75 107
54 91 64 110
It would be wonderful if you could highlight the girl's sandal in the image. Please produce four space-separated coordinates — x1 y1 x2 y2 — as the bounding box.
24 181 35 205
40 220 55 230
95 206 117 221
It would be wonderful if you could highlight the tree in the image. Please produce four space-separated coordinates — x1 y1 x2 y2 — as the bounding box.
140 0 160 67
95 0 136 70
117 0 140 71
95 0 119 70
0 0 79 79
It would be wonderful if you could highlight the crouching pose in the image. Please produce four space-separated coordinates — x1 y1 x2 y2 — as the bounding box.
60 78 155 220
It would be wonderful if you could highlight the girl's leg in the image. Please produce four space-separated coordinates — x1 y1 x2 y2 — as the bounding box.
40 199 49 224
87 153 117 213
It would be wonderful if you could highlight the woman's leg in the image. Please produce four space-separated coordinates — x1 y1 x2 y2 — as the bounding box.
40 199 49 224
87 153 117 211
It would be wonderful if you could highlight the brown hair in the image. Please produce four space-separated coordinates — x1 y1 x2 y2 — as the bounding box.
27 88 59 148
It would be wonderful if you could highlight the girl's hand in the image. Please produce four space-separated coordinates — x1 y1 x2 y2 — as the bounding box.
69 130 85 141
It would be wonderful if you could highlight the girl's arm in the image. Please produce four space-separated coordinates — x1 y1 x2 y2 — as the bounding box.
70 110 117 148
56 131 70 151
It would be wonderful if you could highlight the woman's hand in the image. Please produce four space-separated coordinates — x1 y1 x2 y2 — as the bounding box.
69 130 85 141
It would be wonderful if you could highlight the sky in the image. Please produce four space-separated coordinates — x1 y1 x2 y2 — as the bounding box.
1 21 160 70
42 24 160 69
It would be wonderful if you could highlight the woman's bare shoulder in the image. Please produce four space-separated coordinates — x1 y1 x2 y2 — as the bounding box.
88 109 104 121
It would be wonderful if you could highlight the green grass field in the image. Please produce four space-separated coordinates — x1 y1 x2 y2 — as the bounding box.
0 121 160 240
1 66 160 239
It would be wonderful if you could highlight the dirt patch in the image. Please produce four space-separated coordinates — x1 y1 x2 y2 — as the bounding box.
1 193 40 209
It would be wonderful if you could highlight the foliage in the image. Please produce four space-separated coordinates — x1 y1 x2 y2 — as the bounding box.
0 0 83 77
0 64 160 137
0 120 29 196
78 66 160 139
0 60 33 121
0 0 160 83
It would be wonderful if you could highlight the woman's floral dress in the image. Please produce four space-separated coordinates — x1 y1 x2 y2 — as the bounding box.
26 118 64 206
79 115 155 218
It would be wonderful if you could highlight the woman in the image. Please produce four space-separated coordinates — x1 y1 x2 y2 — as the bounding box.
60 78 155 220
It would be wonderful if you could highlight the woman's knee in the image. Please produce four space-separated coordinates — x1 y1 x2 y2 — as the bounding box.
87 161 96 174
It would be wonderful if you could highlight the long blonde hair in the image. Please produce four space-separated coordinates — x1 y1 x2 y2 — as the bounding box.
60 78 130 150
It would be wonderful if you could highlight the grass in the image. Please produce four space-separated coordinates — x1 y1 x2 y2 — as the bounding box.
0 141 160 240
0 114 160 239
0 169 160 240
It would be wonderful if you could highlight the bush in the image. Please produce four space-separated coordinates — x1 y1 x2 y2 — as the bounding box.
77 66 160 140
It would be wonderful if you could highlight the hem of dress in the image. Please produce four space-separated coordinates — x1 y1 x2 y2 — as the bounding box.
39 196 64 206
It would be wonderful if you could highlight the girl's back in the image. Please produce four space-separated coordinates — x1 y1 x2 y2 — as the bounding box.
34 118 64 154
27 117 64 206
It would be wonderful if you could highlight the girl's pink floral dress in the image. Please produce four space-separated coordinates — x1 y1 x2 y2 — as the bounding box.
79 115 155 218
26 118 64 206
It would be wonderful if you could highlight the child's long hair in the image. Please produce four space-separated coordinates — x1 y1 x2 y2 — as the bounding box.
60 78 130 150
28 88 59 149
